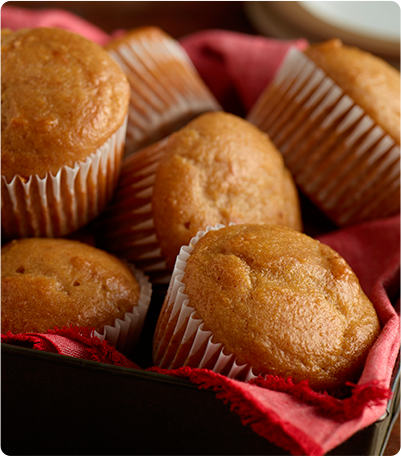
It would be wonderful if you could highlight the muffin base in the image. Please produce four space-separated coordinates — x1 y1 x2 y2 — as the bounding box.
152 224 257 382
95 266 152 355
96 138 171 283
1 116 128 242
107 28 221 156
247 48 400 226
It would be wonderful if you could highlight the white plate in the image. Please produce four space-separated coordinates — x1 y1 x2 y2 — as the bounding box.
244 1 400 62
300 1 400 42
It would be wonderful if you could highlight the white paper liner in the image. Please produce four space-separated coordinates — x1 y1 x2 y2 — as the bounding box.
247 47 400 226
153 224 257 382
94 266 152 355
1 116 128 242
108 31 221 156
96 138 171 284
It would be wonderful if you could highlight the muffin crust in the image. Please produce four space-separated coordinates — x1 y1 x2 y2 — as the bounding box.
304 38 400 144
182 224 380 390
152 112 302 269
1 27 130 181
1 238 140 333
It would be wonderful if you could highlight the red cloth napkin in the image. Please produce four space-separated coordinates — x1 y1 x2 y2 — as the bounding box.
1 5 111 44
180 29 308 114
1 326 141 368
1 6 400 456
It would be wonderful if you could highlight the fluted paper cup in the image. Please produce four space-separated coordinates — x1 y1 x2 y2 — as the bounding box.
2 116 128 243
152 224 257 382
95 266 152 355
247 47 400 226
96 138 170 284
106 27 221 156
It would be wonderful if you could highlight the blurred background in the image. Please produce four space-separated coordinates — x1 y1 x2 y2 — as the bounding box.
4 1 257 37
246 1 400 64
4 1 400 66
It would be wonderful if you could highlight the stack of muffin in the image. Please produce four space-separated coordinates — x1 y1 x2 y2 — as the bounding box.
2 26 398 392
1 25 219 354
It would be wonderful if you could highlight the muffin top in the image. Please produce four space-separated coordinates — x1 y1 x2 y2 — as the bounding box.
152 111 302 270
1 27 130 181
182 224 380 391
1 238 140 333
304 38 400 144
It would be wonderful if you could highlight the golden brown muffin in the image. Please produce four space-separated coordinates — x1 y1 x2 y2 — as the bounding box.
2 27 130 180
106 26 221 155
152 111 303 270
304 39 400 144
247 38 400 226
153 224 381 391
1 27 130 241
1 238 141 334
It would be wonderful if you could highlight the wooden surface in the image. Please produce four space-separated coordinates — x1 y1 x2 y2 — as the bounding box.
3 2 400 455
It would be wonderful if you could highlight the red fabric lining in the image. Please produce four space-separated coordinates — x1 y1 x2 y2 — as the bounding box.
1 5 110 44
179 29 308 114
1 326 141 369
251 376 393 420
148 365 322 456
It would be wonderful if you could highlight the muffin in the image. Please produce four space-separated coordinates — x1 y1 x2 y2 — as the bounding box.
1 238 152 353
106 26 221 156
1 27 130 243
153 224 381 391
96 138 171 283
96 111 302 278
247 38 400 226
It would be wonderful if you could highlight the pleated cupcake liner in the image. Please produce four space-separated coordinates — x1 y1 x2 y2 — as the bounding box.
247 47 400 226
107 27 221 155
152 224 257 382
2 116 128 242
94 266 152 355
96 138 171 284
